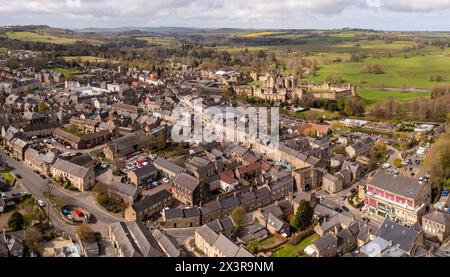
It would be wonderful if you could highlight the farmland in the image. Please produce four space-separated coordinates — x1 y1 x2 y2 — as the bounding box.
134 36 178 46
357 89 431 107
6 31 80 44
308 55 450 89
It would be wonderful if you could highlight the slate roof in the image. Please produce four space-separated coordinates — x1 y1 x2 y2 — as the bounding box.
375 219 421 253
154 157 184 175
132 190 172 213
173 173 200 192
109 221 164 257
422 210 450 225
52 158 90 179
369 170 427 199
313 233 337 253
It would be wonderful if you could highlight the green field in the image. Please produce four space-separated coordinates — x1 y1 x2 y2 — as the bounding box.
134 36 177 46
271 233 319 257
357 89 431 107
308 55 450 89
63 56 120 64
6 31 80 44
47 67 82 77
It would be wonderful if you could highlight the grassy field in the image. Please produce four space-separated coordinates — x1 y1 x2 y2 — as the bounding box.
134 36 177 46
47 67 82 78
357 89 431 107
63 56 120 64
271 233 319 257
308 55 450 89
252 236 284 251
6 32 80 44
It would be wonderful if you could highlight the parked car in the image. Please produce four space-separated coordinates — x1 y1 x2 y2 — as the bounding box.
334 207 344 213
38 200 45 207
350 188 357 194
341 206 350 212
362 217 370 223
15 174 22 179
162 178 169 183
341 195 348 201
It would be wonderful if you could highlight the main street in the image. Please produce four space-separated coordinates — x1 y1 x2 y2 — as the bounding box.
2 150 122 236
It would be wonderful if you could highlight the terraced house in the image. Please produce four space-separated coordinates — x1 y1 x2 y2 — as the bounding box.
50 158 95 191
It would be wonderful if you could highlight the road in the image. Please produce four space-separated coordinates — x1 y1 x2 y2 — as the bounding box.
2 150 122 236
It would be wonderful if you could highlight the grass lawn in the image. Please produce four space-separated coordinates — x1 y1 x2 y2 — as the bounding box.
253 236 284 250
46 67 82 78
308 55 450 89
0 172 15 186
271 233 319 257
6 32 79 44
357 89 431 107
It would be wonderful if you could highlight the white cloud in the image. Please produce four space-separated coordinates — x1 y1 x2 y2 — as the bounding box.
1 0 450 29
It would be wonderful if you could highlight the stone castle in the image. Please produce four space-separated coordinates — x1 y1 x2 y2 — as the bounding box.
235 71 357 103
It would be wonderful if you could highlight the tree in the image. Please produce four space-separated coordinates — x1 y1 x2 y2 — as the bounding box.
393 158 403 168
424 134 450 185
76 224 96 241
369 142 388 164
25 227 43 252
290 200 313 231
8 211 25 231
37 101 49 113
231 207 246 229
155 131 167 150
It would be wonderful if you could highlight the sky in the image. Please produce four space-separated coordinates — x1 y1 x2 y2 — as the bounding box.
1 0 450 31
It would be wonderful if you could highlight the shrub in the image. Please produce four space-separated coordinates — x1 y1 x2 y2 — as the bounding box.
8 211 25 231
361 64 384 74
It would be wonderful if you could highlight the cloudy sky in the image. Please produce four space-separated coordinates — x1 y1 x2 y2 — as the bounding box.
1 0 450 30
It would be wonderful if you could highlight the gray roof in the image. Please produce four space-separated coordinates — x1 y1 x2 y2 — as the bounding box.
164 208 184 219
196 225 219 245
154 157 184 175
219 195 240 210
152 230 185 257
422 210 450 225
314 233 337 252
132 163 157 177
369 171 427 199
267 213 287 232
109 221 164 257
70 153 94 167
375 219 420 253
200 200 222 215
183 207 200 218
360 237 390 257
107 182 138 198
52 158 90 179
231 145 248 157
238 191 256 204
254 187 271 199
132 190 172 213
173 173 200 192
213 233 240 257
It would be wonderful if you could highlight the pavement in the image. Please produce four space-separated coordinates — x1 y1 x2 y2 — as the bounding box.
2 150 122 236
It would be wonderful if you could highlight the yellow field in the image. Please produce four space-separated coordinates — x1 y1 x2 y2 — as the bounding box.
239 32 282 38
6 32 79 44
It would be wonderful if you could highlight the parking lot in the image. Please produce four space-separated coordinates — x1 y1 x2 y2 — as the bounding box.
121 151 157 174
